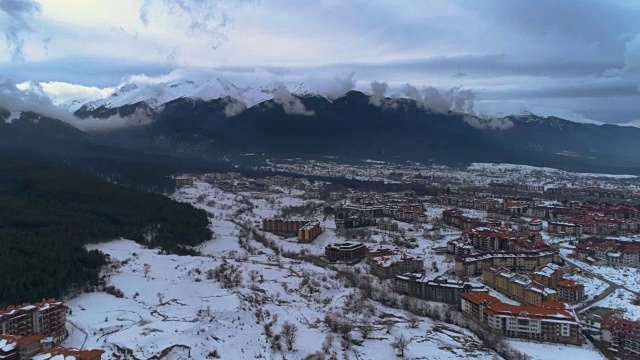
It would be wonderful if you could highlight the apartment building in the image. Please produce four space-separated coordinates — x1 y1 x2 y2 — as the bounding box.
574 238 640 268
262 219 322 243
32 347 104 360
0 300 67 344
325 242 367 263
548 221 583 236
455 251 559 277
394 274 484 305
366 244 398 264
556 280 585 303
483 267 558 306
460 292 582 345
0 334 43 360
532 263 563 288
369 253 423 279
602 318 640 360
298 221 322 243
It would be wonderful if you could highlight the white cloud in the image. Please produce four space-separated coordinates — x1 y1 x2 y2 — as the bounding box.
38 81 113 105
272 83 314 116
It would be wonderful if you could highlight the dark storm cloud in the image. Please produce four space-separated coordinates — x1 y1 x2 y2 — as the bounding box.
0 0 42 62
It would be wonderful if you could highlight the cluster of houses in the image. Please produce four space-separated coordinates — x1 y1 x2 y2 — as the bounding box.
323 242 424 279
454 250 560 277
262 219 322 243
483 263 585 305
0 300 103 360
573 237 640 268
447 226 546 255
437 191 640 237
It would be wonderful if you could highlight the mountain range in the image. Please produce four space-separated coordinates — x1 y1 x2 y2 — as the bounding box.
4 77 640 176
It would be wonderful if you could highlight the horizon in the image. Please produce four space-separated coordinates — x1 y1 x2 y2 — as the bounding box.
1 0 640 126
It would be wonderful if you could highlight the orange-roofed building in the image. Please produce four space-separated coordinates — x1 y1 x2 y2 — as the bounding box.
460 291 582 345
556 280 585 303
32 347 104 360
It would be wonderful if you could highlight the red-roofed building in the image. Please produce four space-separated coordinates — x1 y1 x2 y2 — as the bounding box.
0 300 67 344
460 291 582 345
369 253 423 279
602 318 640 360
556 280 585 303
32 347 104 360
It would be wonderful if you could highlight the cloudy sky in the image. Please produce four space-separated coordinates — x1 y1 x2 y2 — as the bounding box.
2 0 640 124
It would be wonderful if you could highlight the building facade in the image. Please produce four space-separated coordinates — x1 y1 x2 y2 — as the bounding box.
455 251 559 277
0 300 67 344
556 280 585 303
369 253 423 279
602 318 640 360
325 242 367 263
394 274 485 305
460 292 582 345
262 219 322 243
482 267 558 306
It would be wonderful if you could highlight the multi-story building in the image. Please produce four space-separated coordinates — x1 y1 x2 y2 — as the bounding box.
446 237 475 256
377 220 399 232
366 244 398 264
0 300 67 344
0 334 44 360
32 347 104 360
369 253 423 279
262 219 322 243
460 292 582 345
482 267 558 306
174 177 194 187
532 263 563 288
574 238 640 268
394 274 484 305
325 242 367 263
455 251 559 277
555 280 585 303
298 221 322 243
602 318 640 360
548 221 583 236
465 227 543 252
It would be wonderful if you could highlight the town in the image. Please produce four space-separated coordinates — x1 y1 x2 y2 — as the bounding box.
11 161 640 359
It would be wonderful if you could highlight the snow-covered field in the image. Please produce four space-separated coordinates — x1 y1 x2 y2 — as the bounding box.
506 339 606 360
595 289 640 321
563 257 640 293
63 180 504 359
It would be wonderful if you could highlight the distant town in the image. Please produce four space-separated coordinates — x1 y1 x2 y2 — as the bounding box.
7 161 640 359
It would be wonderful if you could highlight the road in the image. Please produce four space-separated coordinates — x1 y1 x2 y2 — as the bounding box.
562 256 619 313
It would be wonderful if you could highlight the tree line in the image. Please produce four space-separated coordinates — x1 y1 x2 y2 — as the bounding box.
0 157 211 306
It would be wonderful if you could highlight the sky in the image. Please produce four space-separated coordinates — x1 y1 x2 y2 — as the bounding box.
1 0 640 124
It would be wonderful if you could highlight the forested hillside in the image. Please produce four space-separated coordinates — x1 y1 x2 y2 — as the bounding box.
0 157 212 306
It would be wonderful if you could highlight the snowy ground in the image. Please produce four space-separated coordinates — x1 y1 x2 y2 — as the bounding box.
64 180 503 359
506 339 606 360
564 272 608 302
562 256 640 293
595 289 640 321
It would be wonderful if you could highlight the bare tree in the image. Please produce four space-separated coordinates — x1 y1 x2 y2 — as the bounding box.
321 333 334 353
156 292 165 305
359 319 374 339
392 333 411 357
337 319 355 339
407 313 420 328
143 263 151 277
281 321 298 351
